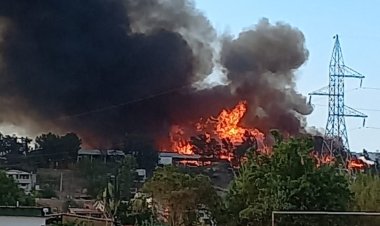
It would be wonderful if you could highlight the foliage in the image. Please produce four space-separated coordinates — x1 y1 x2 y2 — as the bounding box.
123 134 158 176
35 132 81 168
143 166 223 226
120 193 155 225
351 173 380 211
0 170 35 206
0 133 32 166
226 135 352 226
77 159 113 197
103 156 138 223
77 155 137 200
118 155 137 200
37 184 57 198
50 220 87 226
0 133 31 156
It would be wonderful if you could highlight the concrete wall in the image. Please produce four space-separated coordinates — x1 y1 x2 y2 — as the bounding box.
0 216 47 226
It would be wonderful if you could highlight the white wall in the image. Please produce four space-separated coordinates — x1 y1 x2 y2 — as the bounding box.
158 156 172 165
0 216 47 226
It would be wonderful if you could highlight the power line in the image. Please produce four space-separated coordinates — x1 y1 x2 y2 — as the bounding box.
313 104 380 113
365 126 380 130
361 87 380 91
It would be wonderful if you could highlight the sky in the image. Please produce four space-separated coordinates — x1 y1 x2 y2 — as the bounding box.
194 0 380 152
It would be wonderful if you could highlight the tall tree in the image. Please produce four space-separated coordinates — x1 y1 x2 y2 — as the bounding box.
35 132 81 168
143 166 223 226
0 133 33 167
118 155 137 200
227 135 352 226
123 134 158 176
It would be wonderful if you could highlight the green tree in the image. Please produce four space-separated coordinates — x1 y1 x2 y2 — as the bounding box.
35 132 81 168
118 155 137 200
123 134 158 176
37 184 57 199
0 170 35 206
351 174 380 211
227 135 352 226
143 166 223 226
77 159 111 197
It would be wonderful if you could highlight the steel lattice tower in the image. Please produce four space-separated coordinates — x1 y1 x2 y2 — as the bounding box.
309 35 367 153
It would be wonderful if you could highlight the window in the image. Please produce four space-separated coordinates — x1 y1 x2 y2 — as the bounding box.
20 174 29 179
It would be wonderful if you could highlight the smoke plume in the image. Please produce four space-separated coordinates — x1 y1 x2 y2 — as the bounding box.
0 1 312 147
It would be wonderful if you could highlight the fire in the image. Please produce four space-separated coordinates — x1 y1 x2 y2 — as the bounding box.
169 125 193 155
214 101 265 144
165 101 266 161
312 151 369 171
347 158 366 170
165 101 370 171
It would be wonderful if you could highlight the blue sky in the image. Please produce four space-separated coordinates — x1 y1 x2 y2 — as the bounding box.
194 0 380 151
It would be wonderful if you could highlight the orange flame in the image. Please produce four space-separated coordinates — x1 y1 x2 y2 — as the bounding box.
169 125 193 155
214 101 265 144
348 159 366 170
166 101 266 161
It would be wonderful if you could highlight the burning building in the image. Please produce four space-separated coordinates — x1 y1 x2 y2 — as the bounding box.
0 1 313 150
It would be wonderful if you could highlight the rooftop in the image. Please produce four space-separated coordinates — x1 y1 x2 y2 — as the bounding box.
78 149 125 156
159 152 201 159
6 169 32 175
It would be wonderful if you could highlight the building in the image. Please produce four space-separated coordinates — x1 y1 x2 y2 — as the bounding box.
77 149 125 163
0 206 51 226
158 152 202 166
6 169 36 194
135 168 147 182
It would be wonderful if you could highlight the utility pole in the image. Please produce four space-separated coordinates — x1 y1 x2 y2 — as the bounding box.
59 172 63 192
309 35 367 158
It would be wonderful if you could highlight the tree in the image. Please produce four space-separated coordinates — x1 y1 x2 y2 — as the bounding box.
77 159 112 197
351 174 380 211
0 170 35 206
143 166 224 226
37 184 57 199
118 155 137 200
227 135 352 226
123 134 158 176
35 132 81 168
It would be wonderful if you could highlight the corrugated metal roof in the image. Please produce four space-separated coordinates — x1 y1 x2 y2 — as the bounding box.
159 152 201 159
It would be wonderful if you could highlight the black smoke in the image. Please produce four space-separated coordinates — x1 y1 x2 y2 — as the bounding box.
0 1 312 147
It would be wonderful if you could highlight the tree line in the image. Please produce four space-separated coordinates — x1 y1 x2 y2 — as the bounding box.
1 131 380 225
0 132 159 172
139 134 380 226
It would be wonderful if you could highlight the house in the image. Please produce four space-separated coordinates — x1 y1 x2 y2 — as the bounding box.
6 169 37 194
135 168 147 183
158 152 202 166
77 149 125 163
0 206 51 226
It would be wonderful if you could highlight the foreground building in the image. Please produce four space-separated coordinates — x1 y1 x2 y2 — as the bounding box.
0 206 51 226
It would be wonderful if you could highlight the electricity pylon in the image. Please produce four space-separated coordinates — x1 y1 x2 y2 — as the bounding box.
309 35 367 154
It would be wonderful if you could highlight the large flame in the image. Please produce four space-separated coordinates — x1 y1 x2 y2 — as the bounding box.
214 101 264 143
166 101 370 171
167 101 265 157
169 125 194 155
